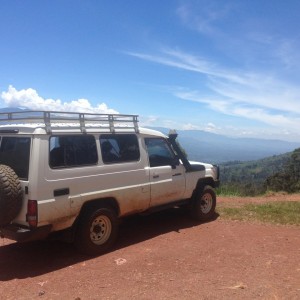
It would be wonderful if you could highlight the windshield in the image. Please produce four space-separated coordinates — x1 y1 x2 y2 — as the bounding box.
0 137 31 180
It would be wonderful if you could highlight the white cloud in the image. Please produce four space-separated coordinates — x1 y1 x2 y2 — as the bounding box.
182 123 200 130
204 122 217 132
125 1 300 141
176 1 300 72
1 85 119 114
208 75 300 113
128 48 300 132
176 1 231 35
139 115 159 127
129 49 300 114
128 49 246 85
175 90 300 131
140 115 187 130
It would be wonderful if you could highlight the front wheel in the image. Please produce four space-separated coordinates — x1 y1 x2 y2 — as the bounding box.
75 207 118 256
191 185 216 221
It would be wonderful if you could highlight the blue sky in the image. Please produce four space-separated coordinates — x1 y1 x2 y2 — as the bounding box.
1 0 300 141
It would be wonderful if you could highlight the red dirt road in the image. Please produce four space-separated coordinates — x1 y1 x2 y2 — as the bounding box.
1 195 300 299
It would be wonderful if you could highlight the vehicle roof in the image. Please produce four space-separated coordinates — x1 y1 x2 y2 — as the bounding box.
0 111 168 138
0 123 167 138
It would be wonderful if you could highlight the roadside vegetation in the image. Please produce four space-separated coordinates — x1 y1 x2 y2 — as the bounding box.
217 201 300 226
217 148 300 196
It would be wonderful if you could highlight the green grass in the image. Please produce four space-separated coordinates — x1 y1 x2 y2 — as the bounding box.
216 183 266 197
217 201 300 225
216 186 243 197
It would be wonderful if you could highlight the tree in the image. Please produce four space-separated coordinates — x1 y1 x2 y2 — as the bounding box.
266 148 300 193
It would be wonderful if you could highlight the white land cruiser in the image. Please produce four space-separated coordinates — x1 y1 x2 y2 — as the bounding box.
0 111 219 255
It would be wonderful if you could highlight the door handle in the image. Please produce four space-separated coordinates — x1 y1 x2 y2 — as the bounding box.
153 175 159 179
54 188 70 197
172 173 182 177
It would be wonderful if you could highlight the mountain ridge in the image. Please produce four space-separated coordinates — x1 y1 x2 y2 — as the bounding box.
147 126 300 163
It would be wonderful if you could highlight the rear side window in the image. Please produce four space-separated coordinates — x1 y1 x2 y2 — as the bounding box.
50 135 98 168
100 134 140 164
0 137 31 180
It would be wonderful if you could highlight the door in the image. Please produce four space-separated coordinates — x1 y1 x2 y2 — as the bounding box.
145 137 186 207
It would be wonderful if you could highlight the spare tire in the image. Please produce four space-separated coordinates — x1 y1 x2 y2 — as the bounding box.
0 165 23 226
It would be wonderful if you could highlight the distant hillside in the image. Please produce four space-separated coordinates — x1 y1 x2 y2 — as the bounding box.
148 127 300 163
219 148 300 196
221 152 291 182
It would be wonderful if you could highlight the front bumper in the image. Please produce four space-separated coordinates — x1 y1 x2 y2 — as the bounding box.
0 224 52 242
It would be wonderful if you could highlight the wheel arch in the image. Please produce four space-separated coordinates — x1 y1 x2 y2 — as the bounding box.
193 177 216 197
79 197 120 217
71 197 120 233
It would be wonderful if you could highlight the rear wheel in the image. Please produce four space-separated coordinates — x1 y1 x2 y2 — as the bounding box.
75 207 118 256
191 185 216 221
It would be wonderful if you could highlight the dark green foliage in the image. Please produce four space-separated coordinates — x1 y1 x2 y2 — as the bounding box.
266 148 300 193
218 152 292 196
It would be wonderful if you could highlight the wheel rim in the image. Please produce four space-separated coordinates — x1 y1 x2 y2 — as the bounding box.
200 192 213 214
90 215 112 245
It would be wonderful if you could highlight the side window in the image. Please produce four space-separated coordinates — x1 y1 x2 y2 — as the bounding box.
49 135 98 168
145 138 176 167
100 134 140 164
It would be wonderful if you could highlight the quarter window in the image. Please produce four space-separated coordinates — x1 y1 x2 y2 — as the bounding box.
100 134 140 164
49 135 98 168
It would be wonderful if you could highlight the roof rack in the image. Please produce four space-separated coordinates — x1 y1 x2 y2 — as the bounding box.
0 111 139 133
